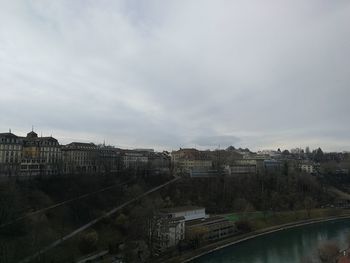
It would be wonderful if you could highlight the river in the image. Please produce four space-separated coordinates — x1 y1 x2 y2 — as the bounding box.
193 219 350 263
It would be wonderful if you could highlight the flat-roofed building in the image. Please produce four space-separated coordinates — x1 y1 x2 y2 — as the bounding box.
186 216 236 242
159 206 206 222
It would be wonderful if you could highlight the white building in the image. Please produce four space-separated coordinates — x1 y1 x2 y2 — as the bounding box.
151 206 206 252
151 215 185 253
300 163 314 174
160 206 206 222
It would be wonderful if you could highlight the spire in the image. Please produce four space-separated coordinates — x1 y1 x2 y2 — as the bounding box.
9 128 11 133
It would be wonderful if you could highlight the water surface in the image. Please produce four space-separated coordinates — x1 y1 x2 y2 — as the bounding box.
193 219 350 263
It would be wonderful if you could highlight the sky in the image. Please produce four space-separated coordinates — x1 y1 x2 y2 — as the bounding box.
0 0 350 152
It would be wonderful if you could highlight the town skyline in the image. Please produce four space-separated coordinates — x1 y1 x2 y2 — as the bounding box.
1 127 348 153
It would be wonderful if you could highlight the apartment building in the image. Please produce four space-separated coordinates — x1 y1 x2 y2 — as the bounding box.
20 131 61 176
0 132 22 176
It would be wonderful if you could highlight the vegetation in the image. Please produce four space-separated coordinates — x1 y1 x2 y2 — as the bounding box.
164 166 333 214
0 162 349 262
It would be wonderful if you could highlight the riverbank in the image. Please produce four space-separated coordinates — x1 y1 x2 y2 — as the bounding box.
157 211 350 263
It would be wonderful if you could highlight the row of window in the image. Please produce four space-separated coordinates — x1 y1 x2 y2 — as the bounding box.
0 145 21 150
0 138 20 143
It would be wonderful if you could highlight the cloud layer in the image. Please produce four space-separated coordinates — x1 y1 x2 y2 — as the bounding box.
1 0 350 151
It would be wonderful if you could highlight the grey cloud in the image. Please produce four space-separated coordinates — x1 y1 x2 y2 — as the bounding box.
1 0 350 151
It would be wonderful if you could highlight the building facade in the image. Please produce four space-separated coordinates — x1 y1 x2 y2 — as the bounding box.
150 215 185 253
62 142 122 174
0 132 22 176
122 150 149 169
20 131 61 176
1 131 62 177
186 216 236 242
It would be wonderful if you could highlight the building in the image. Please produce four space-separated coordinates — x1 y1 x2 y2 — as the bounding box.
264 159 281 171
97 145 122 173
1 131 62 177
20 131 62 176
151 206 206 253
159 206 206 222
148 151 171 174
122 150 149 169
224 159 259 176
150 214 185 253
186 216 236 242
63 142 98 174
62 142 121 174
300 162 315 174
0 132 22 176
190 168 219 178
171 149 212 174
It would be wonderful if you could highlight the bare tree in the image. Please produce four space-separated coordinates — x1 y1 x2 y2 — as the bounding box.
318 241 339 263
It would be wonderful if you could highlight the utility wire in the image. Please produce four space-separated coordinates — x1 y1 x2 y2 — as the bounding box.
0 179 132 229
19 177 180 263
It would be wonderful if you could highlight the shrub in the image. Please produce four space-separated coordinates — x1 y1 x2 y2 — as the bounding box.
78 230 99 254
235 219 253 233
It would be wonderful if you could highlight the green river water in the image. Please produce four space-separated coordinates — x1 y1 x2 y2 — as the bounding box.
193 219 350 263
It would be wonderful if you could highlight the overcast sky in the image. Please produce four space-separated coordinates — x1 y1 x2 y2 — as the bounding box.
1 1 350 152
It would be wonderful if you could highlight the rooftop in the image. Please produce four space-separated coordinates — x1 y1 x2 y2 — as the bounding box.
186 216 231 227
160 206 205 214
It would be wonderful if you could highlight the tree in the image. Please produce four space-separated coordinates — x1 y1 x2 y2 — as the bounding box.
318 241 339 263
282 150 290 156
304 197 316 218
313 148 324 162
305 146 311 156
78 230 99 254
187 226 209 247
233 198 252 212
115 213 129 234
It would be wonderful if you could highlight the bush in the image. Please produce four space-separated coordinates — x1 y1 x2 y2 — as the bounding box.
235 219 253 233
78 230 99 254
